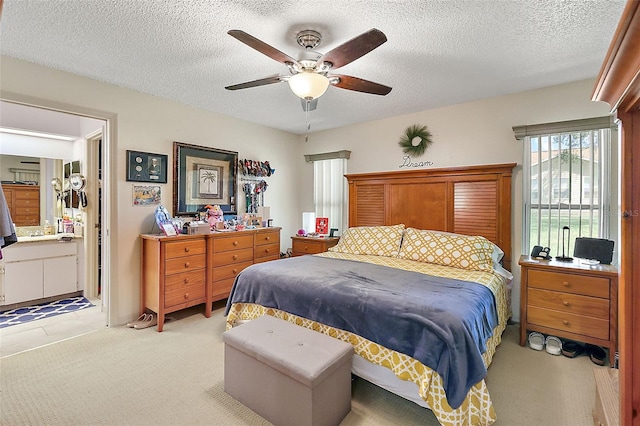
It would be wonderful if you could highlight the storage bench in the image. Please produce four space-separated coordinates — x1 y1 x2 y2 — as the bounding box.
223 314 353 426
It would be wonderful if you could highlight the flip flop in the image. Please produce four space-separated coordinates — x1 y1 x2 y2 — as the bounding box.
545 336 562 355
528 332 545 351
127 313 148 328
561 341 585 358
585 344 606 366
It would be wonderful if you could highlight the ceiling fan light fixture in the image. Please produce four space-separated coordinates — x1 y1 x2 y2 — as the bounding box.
288 72 330 100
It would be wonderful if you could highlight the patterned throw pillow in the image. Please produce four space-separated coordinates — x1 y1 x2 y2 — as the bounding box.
328 224 405 257
397 228 494 271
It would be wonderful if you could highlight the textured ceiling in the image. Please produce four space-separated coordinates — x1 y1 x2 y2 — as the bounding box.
0 0 626 135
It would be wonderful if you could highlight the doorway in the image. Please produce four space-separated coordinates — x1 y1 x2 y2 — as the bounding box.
0 99 113 352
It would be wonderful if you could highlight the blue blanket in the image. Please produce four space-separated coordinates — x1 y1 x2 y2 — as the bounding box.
225 255 498 408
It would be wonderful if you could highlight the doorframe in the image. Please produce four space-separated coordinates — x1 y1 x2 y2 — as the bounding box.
84 129 102 302
0 90 118 327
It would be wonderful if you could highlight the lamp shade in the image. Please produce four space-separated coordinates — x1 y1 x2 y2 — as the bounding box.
288 72 330 100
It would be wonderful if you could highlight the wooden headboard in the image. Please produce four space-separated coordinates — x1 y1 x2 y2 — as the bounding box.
345 163 516 271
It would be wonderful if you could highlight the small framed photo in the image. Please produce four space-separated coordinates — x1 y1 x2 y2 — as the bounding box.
316 217 328 234
127 150 168 183
161 222 177 236
133 185 161 206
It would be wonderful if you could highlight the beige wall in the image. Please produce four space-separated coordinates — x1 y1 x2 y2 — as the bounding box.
1 56 300 326
1 54 615 324
300 79 614 320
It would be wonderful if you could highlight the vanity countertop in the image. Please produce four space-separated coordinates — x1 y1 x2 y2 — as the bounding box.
16 234 81 243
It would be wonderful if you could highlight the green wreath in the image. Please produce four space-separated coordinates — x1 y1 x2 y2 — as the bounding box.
398 124 433 157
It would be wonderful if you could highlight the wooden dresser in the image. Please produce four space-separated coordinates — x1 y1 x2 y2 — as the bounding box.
210 228 280 303
291 236 340 256
519 255 618 364
141 234 209 332
2 184 40 226
141 228 281 331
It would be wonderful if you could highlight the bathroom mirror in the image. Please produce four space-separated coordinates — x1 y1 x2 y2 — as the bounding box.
0 154 66 226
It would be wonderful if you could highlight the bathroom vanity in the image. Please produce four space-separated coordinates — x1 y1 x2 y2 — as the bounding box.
0 236 83 308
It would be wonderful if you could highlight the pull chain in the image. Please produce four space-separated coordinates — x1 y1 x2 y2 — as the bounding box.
305 98 311 142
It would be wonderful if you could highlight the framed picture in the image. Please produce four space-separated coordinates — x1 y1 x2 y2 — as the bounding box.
133 185 161 206
126 150 168 183
316 217 329 234
160 222 177 236
173 141 238 216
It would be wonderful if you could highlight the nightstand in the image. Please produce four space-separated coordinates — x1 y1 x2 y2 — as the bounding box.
291 236 339 256
518 255 618 365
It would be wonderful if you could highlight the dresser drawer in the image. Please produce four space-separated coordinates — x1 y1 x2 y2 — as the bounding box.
13 214 39 225
213 235 254 252
255 230 280 246
528 269 609 298
254 243 280 261
164 273 206 308
528 288 610 319
15 200 40 214
212 248 253 267
212 261 253 281
211 277 235 300
292 239 325 255
165 240 206 259
528 306 609 340
165 254 206 275
15 191 39 201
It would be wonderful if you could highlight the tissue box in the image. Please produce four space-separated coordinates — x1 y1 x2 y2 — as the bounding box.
186 222 211 235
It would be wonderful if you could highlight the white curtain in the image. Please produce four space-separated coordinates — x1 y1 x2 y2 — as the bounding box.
313 158 347 234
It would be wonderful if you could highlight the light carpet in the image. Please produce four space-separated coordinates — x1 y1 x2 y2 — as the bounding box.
0 304 601 425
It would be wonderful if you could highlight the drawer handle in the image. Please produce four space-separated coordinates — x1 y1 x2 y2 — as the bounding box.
233 241 239 246
184 293 189 299
184 262 190 268
232 255 238 260
264 249 270 254
184 247 190 252
304 246 308 250
562 301 570 307
265 236 271 241
563 320 570 326
562 281 570 287
184 278 189 284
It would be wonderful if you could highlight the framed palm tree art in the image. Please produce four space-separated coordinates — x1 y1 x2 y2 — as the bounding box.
173 141 238 216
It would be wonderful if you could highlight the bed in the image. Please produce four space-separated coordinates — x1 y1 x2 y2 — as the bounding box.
225 163 516 426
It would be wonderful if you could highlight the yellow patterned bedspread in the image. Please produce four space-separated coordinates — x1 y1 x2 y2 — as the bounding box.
225 252 510 426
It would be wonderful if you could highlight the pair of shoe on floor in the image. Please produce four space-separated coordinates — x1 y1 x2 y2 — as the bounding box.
528 332 606 365
562 341 607 366
127 313 157 329
528 332 562 355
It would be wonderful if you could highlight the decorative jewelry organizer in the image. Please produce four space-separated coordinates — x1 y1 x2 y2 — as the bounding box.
239 159 274 214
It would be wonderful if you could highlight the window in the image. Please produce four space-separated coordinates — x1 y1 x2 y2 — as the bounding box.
514 117 614 257
304 151 350 233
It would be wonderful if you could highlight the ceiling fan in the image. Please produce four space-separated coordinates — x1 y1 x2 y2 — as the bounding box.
225 28 392 111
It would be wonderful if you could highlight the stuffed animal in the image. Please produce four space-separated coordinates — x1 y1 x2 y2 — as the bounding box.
206 205 224 228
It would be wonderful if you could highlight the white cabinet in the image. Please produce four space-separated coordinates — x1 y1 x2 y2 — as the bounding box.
4 259 43 304
0 239 79 306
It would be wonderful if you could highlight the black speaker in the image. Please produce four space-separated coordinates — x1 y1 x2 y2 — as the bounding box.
573 237 615 264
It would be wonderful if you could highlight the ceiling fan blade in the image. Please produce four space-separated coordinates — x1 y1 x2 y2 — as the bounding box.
301 98 318 112
317 28 387 70
331 74 392 95
225 75 283 91
228 30 300 67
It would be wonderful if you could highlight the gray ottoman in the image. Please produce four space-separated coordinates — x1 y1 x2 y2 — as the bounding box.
223 315 353 426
